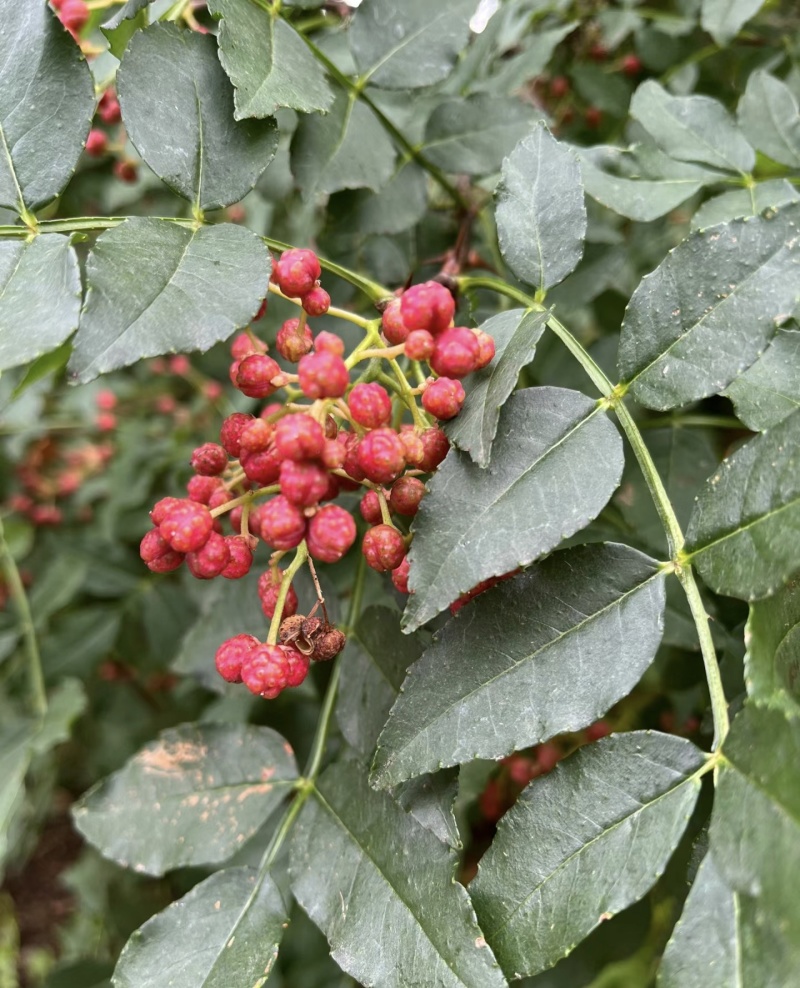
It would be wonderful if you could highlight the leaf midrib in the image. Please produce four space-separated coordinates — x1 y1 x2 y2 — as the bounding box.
687 492 800 559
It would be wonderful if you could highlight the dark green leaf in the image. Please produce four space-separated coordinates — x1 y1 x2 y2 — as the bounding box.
630 81 755 173
101 6 148 60
496 125 587 291
33 678 87 754
290 759 507 988
746 577 800 710
208 0 333 117
118 24 278 210
469 25 578 98
373 543 666 788
709 704 800 984
724 327 800 430
403 387 623 632
617 205 800 411
738 71 800 168
0 0 94 212
11 341 72 398
72 723 298 875
445 309 547 467
349 0 475 91
423 96 540 176
657 853 740 988
327 162 428 237
0 721 36 867
392 769 461 850
685 410 800 600
68 219 270 383
471 732 706 979
291 89 396 199
0 236 81 372
113 867 288 988
103 0 152 29
691 179 799 231
702 0 767 47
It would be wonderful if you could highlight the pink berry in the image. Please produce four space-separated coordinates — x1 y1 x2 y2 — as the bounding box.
419 428 450 471
60 0 89 33
274 414 326 461
215 634 260 684
235 354 282 399
220 413 255 458
241 446 282 485
239 418 274 456
298 351 349 399
98 91 121 124
276 318 313 362
276 249 321 298
279 459 329 507
399 429 425 467
389 476 425 516
113 161 138 184
422 377 465 420
159 500 213 553
362 524 407 572
208 488 235 513
259 495 307 550
348 383 392 430
357 428 406 485
382 298 410 344
342 434 366 482
474 330 496 370
241 644 289 698
95 389 117 410
321 439 346 471
391 556 411 594
400 282 455 335
150 496 182 526
259 569 299 620
139 528 184 573
307 504 357 564
230 332 267 360
186 531 231 579
314 331 345 357
585 720 611 742
221 536 254 579
85 129 107 156
360 490 384 524
621 54 642 77
191 442 228 476
302 286 331 316
187 475 223 504
430 327 480 378
405 330 435 362
283 645 311 687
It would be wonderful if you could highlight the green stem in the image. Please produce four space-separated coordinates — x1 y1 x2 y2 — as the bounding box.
267 282 373 329
388 358 427 428
0 516 46 717
267 541 309 645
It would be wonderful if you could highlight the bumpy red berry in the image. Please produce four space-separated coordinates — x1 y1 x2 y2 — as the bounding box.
186 531 230 579
220 413 255 458
279 459 329 507
275 249 321 298
302 286 331 316
98 90 121 124
258 569 299 620
298 351 349 399
239 418 274 456
381 298 410 344
389 476 425 516
60 0 89 32
215 634 259 684
321 439 346 471
348 383 392 429
208 488 234 512
284 645 311 685
150 496 182 526
405 330 435 361
422 377 465 420
399 429 425 467
430 327 480 378
357 428 406 485
259 495 307 550
474 330 496 370
400 282 455 335
140 529 184 573
235 354 282 399
85 129 107 156
391 556 410 593
362 524 407 572
241 445 282 485
230 332 267 360
276 318 313 362
314 331 345 357
359 490 383 524
307 504 357 563
187 475 223 504
159 500 213 553
221 536 254 579
621 53 642 76
418 427 450 472
241 644 287 698
191 442 228 476
274 414 325 461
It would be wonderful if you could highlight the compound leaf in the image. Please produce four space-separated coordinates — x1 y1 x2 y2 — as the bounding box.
118 24 278 210
373 543 666 788
702 0 767 47
68 218 270 383
746 577 800 711
685 409 800 600
738 70 800 168
496 125 586 291
403 387 623 632
618 205 800 410
72 723 297 876
724 327 800 430
471 731 705 979
691 179 799 232
113 867 288 988
290 758 507 988
0 235 81 372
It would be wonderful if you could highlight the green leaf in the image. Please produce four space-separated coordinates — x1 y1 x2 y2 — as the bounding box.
349 0 476 91
0 721 36 869
709 704 800 984
0 236 81 373
691 179 799 231
113 867 288 988
289 758 507 988
117 24 278 210
630 81 755 173
12 341 72 399
657 853 741 988
745 577 800 710
32 678 87 755
326 162 428 237
496 125 587 291
373 543 666 788
471 732 705 979
702 0 766 47
101 6 148 60
392 769 461 850
444 309 547 467
402 387 623 632
617 205 800 411
103 0 152 29
685 410 800 600
724 327 800 430
422 96 540 176
0 0 94 213
208 0 333 117
738 70 800 169
72 723 298 876
291 89 396 200
68 219 270 384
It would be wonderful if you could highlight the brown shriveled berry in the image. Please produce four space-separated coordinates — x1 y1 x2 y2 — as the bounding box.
313 628 346 661
279 614 306 644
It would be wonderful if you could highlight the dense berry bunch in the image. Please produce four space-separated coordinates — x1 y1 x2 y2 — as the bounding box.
140 249 496 697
